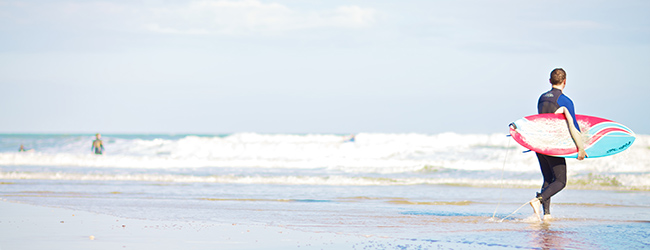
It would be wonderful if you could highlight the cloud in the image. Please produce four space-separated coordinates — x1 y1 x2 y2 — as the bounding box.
142 0 377 35
0 0 376 36
539 20 606 29
331 6 376 28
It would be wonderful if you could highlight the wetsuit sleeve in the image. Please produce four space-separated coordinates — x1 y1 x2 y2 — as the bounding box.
557 94 580 132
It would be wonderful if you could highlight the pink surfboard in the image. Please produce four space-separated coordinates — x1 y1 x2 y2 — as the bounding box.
509 114 635 158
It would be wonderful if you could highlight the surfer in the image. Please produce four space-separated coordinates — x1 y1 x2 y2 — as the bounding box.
530 68 586 221
92 133 104 155
18 144 34 152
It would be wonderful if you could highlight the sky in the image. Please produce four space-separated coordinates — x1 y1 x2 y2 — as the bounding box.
1 0 649 134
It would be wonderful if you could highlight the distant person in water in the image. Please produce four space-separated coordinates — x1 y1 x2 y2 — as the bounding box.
19 144 34 152
530 68 586 222
92 133 104 155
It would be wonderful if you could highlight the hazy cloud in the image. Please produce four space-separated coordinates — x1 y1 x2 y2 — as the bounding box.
143 0 377 35
0 0 376 35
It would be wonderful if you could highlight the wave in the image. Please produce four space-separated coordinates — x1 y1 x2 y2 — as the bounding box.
2 133 649 189
2 133 649 172
0 171 533 186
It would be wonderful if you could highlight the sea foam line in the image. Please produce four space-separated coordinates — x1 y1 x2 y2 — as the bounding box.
3 171 650 190
0 171 538 187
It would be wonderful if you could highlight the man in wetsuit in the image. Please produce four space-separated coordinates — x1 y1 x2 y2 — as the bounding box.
92 133 104 155
530 68 586 221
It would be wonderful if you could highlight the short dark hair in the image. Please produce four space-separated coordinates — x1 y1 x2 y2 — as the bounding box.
550 68 566 85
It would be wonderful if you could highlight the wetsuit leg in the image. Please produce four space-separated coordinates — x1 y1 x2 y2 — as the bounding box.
536 153 552 214
536 153 567 215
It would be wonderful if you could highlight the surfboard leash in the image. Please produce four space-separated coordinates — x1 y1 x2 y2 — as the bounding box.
491 134 537 222
498 201 530 222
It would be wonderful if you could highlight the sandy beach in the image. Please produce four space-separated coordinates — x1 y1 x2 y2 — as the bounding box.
0 200 371 250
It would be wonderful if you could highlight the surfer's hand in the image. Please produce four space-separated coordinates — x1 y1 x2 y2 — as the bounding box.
577 149 586 160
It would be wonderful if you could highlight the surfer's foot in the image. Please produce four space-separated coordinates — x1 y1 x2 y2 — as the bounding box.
529 198 542 222
543 214 553 222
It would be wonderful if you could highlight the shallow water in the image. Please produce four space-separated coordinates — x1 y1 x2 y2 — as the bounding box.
2 178 649 249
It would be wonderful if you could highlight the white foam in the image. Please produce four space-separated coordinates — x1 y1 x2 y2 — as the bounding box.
2 133 649 183
0 171 540 187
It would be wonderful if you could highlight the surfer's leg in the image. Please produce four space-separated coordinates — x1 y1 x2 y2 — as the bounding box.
542 195 551 215
538 156 567 214
536 153 553 215
536 153 554 189
537 191 550 215
549 161 567 195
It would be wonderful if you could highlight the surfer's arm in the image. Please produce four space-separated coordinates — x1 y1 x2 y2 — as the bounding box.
555 107 587 160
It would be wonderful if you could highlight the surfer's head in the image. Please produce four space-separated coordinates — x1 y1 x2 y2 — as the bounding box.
550 68 566 86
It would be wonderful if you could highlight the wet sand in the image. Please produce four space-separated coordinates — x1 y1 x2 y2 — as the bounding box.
0 200 368 250
2 191 649 250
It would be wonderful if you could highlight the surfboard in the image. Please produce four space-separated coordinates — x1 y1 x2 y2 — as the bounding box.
509 114 635 158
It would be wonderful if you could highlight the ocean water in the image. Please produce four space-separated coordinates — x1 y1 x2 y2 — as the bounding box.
2 133 649 189
2 133 649 249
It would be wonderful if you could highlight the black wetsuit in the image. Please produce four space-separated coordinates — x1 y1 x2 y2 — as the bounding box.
536 88 579 215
